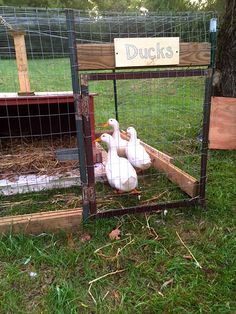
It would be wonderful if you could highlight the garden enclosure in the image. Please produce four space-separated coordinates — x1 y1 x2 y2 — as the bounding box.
0 7 216 233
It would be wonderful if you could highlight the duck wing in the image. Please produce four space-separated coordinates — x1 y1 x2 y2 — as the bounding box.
126 142 151 168
105 157 137 191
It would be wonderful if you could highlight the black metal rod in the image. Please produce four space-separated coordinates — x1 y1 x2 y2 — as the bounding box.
66 9 90 218
87 69 208 81
199 18 217 207
93 198 199 219
112 70 119 121
80 74 97 215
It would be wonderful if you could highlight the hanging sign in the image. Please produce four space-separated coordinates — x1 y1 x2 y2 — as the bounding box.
114 37 179 67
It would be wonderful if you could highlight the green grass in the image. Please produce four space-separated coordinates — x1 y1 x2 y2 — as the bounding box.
0 58 72 92
0 59 236 313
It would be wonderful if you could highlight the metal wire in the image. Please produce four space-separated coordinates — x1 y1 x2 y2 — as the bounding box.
0 7 216 216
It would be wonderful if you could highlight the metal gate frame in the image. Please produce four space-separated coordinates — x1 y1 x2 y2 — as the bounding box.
66 9 217 220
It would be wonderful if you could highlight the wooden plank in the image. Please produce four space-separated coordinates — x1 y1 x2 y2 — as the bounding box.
77 42 210 70
150 154 199 198
179 42 210 66
0 208 82 234
78 43 115 70
209 97 236 150
139 141 174 164
11 31 31 93
120 131 198 197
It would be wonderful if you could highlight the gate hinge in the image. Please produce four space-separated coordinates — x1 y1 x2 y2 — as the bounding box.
82 185 96 204
78 96 89 121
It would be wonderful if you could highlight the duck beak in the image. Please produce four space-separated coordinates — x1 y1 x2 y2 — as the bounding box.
94 137 101 142
101 122 109 128
97 122 109 128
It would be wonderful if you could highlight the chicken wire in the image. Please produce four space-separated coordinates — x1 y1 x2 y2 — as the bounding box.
0 7 216 218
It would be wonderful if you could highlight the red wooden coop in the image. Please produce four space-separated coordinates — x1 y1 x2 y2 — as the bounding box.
0 31 98 163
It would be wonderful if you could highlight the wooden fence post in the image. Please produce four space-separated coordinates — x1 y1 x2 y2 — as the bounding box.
11 31 31 94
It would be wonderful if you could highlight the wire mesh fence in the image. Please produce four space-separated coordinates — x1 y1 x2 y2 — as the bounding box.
0 6 216 219
83 73 206 214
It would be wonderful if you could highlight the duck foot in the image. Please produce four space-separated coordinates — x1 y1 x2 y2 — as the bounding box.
129 189 141 195
113 189 125 194
136 169 144 175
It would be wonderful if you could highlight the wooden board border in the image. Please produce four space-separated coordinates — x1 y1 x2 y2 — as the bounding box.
77 42 210 70
0 209 82 235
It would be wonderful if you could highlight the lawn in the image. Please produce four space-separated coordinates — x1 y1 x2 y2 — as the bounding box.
0 58 236 313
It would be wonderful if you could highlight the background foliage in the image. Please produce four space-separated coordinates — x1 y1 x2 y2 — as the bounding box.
0 0 226 14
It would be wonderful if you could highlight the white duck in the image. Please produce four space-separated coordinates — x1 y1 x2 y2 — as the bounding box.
96 133 138 193
102 118 128 157
126 127 152 171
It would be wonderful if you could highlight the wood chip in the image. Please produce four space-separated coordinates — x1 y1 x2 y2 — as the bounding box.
183 255 193 260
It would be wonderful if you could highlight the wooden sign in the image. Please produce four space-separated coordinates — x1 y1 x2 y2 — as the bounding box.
114 37 179 68
77 42 210 70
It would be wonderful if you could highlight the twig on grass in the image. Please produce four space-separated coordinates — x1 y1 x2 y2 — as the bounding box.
94 237 130 254
141 190 168 204
145 213 160 240
88 284 97 304
176 231 202 269
95 238 134 269
160 278 174 290
89 269 125 285
102 290 110 301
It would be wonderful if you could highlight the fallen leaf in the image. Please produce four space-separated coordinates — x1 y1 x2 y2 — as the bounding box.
183 255 193 260
160 278 174 290
109 228 121 240
111 289 120 301
80 233 91 243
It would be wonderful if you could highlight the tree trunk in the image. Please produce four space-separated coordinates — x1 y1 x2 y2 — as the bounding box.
214 0 236 97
